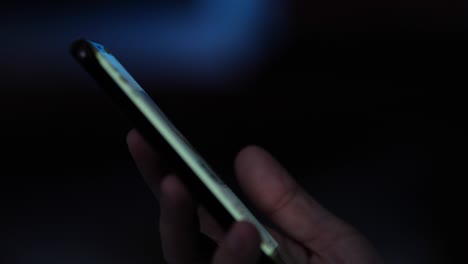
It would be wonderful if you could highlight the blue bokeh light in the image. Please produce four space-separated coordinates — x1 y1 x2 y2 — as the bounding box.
2 1 288 88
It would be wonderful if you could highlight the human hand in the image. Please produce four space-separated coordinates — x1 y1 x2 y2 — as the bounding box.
127 129 383 264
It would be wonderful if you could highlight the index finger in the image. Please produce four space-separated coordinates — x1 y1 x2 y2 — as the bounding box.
127 129 165 197
126 129 225 241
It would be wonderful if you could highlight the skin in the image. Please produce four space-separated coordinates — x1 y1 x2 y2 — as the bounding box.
126 129 383 264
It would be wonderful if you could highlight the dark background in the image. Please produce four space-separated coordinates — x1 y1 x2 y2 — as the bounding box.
1 1 464 263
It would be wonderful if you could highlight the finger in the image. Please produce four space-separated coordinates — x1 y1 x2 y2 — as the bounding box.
211 221 261 264
128 129 226 242
159 174 209 264
266 227 309 264
127 129 164 197
198 206 226 242
235 146 357 251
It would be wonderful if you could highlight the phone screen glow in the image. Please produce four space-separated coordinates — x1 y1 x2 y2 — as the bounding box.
89 41 280 259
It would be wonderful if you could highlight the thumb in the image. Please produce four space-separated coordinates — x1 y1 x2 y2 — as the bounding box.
234 145 356 252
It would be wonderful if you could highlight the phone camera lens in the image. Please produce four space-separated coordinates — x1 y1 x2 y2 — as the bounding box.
78 50 87 59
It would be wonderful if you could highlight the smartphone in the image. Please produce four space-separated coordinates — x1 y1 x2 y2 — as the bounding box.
70 39 285 264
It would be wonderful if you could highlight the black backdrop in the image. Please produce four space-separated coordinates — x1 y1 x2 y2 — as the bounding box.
1 1 464 263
